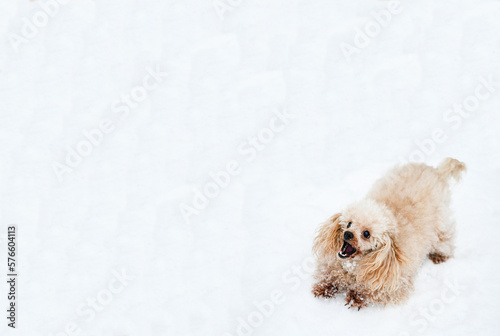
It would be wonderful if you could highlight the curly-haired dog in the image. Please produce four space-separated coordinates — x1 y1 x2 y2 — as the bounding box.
312 158 466 309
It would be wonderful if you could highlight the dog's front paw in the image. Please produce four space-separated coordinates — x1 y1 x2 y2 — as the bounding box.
312 281 338 299
345 290 368 310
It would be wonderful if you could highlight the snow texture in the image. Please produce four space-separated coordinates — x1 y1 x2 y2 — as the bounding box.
0 0 500 335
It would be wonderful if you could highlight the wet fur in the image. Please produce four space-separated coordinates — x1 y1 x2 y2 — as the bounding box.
312 158 466 308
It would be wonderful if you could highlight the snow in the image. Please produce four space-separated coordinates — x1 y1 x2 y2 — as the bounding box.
1 0 500 335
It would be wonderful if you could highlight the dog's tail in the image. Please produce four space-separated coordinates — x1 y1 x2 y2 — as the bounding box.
437 158 466 182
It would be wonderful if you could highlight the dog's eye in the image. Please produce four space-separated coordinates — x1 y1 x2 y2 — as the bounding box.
363 231 370 239
347 222 352 228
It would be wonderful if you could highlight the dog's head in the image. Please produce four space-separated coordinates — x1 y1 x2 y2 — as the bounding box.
313 199 408 291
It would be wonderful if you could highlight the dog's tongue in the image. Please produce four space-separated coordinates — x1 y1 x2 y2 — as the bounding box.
345 244 355 254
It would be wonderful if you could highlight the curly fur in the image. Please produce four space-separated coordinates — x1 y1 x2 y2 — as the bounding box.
312 158 466 309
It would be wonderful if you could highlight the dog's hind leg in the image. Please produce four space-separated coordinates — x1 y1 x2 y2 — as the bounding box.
429 158 464 264
429 215 456 264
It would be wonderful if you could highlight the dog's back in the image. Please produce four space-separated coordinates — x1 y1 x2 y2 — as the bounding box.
367 158 466 221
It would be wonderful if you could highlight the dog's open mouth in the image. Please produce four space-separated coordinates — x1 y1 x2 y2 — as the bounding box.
338 241 356 259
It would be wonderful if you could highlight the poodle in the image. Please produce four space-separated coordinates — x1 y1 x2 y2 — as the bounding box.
312 158 466 309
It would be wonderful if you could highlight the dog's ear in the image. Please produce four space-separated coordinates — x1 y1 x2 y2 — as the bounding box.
313 213 343 259
357 233 408 292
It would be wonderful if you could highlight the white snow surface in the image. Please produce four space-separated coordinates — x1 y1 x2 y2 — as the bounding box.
1 0 500 335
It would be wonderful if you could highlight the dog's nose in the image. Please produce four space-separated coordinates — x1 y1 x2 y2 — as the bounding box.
344 231 354 241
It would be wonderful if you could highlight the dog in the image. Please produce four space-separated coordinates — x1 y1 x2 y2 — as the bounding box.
312 158 466 309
